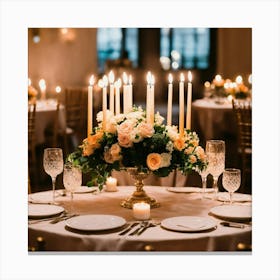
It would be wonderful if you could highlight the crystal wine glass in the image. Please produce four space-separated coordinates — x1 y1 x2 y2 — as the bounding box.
197 165 209 199
206 140 225 199
63 163 82 213
43 148 63 203
222 168 241 204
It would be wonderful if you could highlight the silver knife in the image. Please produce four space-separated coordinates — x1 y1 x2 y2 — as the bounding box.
118 222 139 235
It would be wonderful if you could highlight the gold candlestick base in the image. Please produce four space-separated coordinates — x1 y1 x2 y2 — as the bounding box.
120 167 160 209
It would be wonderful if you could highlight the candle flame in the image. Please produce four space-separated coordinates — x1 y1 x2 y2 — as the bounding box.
248 74 252 84
55 86 61 93
39 79 46 90
114 78 122 88
102 75 108 87
108 70 115 84
204 81 210 88
28 78 31 86
89 75 95 86
235 75 243 84
146 71 152 84
215 74 222 81
128 75 132 85
123 72 128 85
180 73 185 82
168 73 173 84
98 79 104 88
188 71 192 82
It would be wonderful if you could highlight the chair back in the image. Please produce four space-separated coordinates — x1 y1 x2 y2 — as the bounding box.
232 99 252 153
28 102 36 149
64 87 88 140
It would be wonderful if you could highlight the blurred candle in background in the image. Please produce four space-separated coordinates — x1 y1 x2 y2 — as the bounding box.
39 79 46 100
109 70 115 114
167 73 173 126
87 75 94 137
179 73 185 136
128 74 133 112
123 72 129 114
186 71 192 130
114 78 122 115
28 78 32 86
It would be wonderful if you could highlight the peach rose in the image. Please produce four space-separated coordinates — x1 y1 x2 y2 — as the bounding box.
146 153 162 171
118 133 133 148
174 137 186 151
87 131 103 149
110 143 122 161
189 155 197 164
184 146 194 155
82 142 95 157
104 150 114 163
137 122 154 138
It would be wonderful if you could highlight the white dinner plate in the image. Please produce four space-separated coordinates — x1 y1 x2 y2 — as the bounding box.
166 187 214 193
28 204 65 218
161 216 217 232
73 186 97 194
217 192 252 203
66 215 126 231
209 205 252 220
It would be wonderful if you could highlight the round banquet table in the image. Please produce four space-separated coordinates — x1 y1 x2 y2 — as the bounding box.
191 98 237 142
34 99 66 145
28 186 252 252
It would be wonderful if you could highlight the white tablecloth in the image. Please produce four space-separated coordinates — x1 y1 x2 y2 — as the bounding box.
28 186 251 252
192 98 237 141
35 99 66 145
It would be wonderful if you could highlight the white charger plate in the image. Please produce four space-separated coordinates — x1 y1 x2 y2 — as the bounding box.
217 192 252 202
161 216 217 232
210 205 252 220
73 186 97 194
66 215 126 231
166 187 214 193
28 204 64 218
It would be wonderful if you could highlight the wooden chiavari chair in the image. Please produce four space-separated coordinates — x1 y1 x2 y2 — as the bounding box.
232 99 252 193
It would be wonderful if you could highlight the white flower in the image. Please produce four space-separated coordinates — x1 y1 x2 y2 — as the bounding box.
131 128 143 143
166 125 179 141
126 110 145 122
96 110 114 123
160 153 171 168
155 112 164 125
113 113 126 124
166 141 174 152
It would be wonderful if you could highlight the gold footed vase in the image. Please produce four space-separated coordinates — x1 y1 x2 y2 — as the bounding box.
120 167 160 209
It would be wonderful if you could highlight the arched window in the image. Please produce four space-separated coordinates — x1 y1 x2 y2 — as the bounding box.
160 28 211 70
97 28 138 72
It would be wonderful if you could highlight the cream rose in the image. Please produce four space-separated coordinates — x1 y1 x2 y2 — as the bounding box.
146 153 162 171
117 120 134 135
110 143 122 161
195 146 206 161
137 122 154 138
118 133 133 148
166 125 179 141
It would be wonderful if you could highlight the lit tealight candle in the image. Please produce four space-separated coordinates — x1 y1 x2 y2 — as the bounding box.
133 202 150 220
39 78 46 100
105 177 117 192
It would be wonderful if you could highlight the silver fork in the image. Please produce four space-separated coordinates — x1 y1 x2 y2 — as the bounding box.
118 222 140 235
128 221 148 236
137 221 160 236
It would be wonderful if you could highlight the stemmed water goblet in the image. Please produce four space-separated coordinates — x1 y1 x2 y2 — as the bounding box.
63 162 82 213
222 168 241 204
197 164 209 199
43 148 63 203
206 140 225 199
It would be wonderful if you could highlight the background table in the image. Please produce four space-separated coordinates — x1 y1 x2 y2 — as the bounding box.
35 99 66 145
28 186 251 252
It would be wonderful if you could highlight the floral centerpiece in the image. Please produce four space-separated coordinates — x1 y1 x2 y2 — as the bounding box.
68 106 207 194
205 75 251 101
